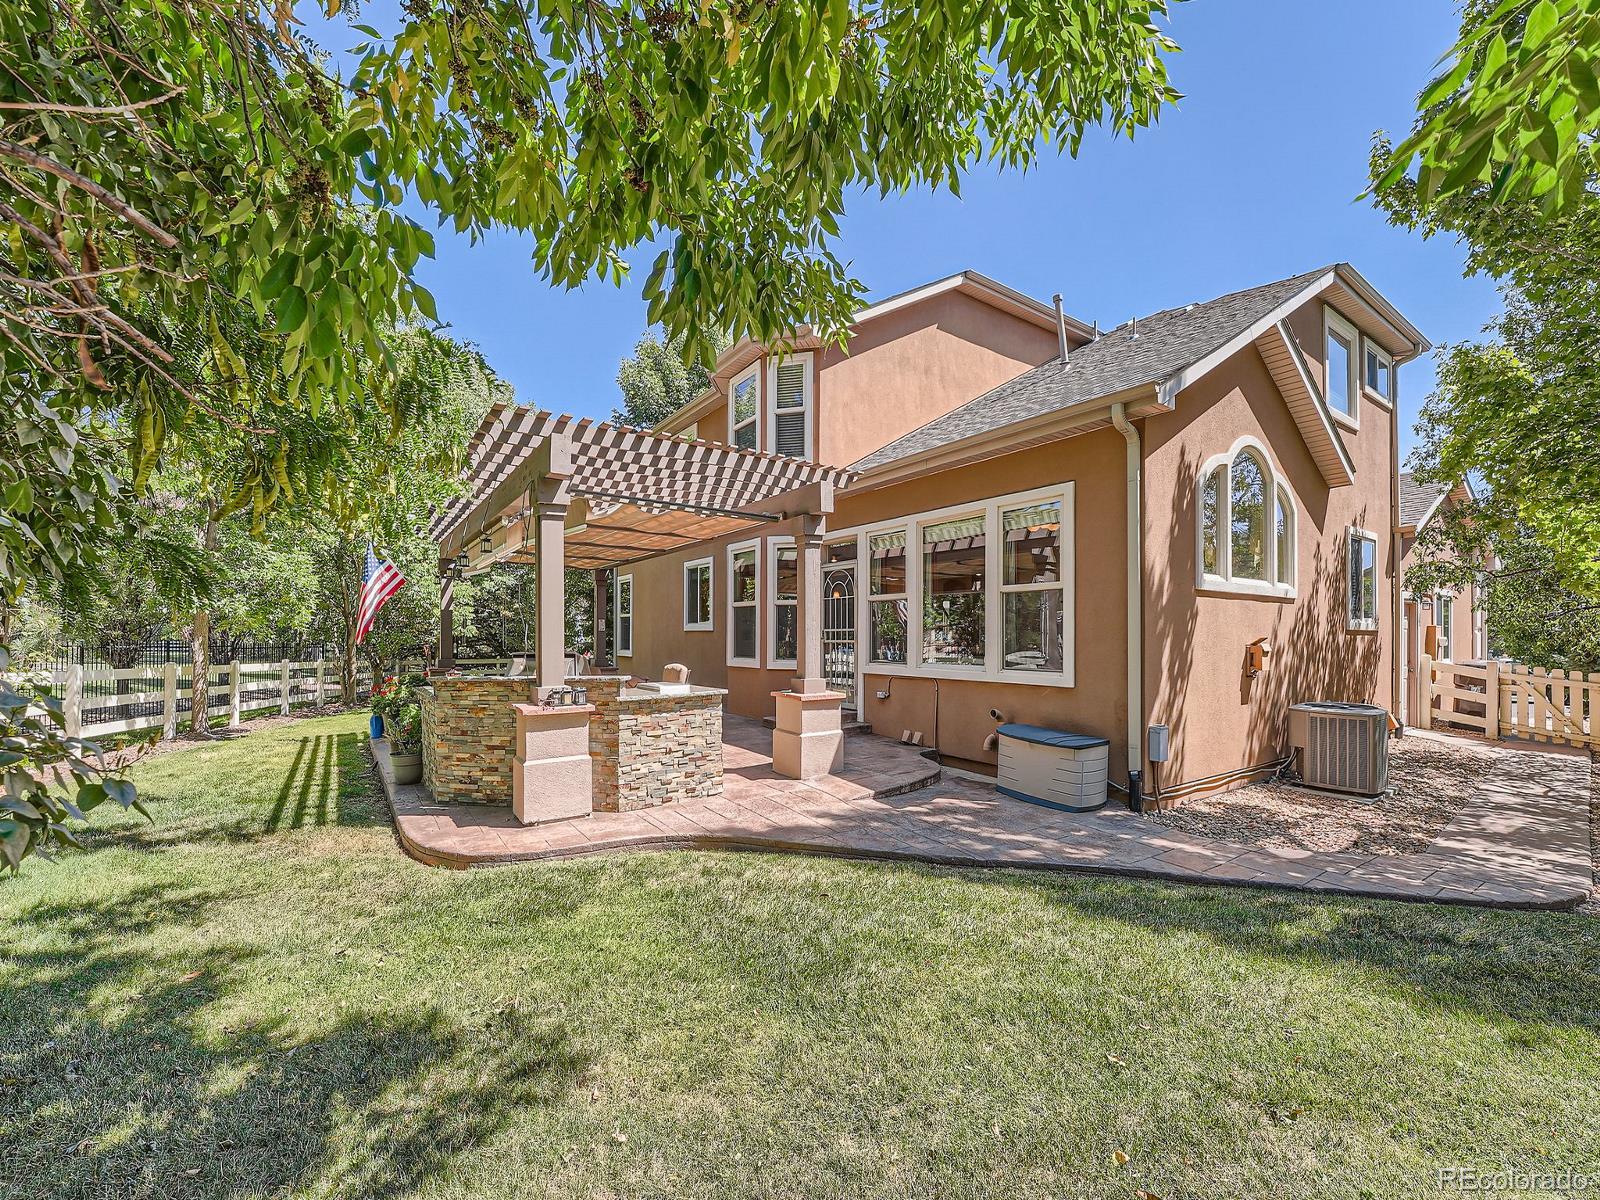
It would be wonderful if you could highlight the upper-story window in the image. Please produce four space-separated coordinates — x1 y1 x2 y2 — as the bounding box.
1198 439 1296 598
1363 341 1393 405
768 354 813 459
730 365 759 450
1324 308 1360 426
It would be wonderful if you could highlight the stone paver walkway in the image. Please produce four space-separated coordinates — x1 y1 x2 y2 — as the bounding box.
371 719 1592 909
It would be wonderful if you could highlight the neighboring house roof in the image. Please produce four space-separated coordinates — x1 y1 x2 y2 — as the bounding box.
1398 472 1453 532
849 263 1429 481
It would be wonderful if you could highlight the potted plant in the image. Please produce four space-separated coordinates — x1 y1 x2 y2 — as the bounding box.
368 675 397 739
387 699 425 785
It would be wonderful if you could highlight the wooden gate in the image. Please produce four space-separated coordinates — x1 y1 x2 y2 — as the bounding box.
1419 656 1600 748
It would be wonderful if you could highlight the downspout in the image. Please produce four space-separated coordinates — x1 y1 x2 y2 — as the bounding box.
1390 382 1403 731
1110 402 1144 811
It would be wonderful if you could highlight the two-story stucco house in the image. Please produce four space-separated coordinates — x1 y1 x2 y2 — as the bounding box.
569 264 1428 806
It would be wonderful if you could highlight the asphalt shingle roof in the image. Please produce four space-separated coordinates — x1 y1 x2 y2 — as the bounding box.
1399 472 1449 528
850 266 1333 474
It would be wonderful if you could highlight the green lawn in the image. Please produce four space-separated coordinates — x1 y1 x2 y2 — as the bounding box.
4 711 1598 1199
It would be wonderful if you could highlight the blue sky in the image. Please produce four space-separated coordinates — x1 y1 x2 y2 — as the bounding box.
312 1 1500 458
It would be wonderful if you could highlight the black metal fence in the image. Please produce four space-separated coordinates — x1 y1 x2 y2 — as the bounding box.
22 638 341 672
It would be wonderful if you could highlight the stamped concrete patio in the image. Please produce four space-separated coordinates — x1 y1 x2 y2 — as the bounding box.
371 717 1593 910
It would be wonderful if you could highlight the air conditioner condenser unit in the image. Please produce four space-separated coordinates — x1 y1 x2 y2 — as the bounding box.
1287 702 1389 797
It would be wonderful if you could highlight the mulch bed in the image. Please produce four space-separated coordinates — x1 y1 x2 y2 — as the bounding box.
1146 734 1499 857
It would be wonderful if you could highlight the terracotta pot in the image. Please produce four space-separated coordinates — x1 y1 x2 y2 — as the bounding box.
390 751 423 785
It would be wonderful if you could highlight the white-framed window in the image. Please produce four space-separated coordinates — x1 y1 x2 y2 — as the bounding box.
767 537 798 667
1363 339 1394 407
1324 307 1360 426
727 540 760 665
1347 528 1379 631
920 512 987 667
615 573 634 657
729 365 759 450
1197 437 1296 598
867 529 908 666
683 557 713 631
767 352 813 459
681 421 699 441
1435 591 1455 660
838 483 1075 687
999 498 1066 673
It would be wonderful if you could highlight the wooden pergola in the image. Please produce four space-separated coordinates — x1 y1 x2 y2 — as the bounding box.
427 403 854 694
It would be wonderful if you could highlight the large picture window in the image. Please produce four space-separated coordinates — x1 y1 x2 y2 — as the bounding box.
615 574 633 658
683 557 713 631
1000 500 1064 672
728 542 759 664
1197 440 1296 598
770 539 798 666
838 485 1075 686
1347 528 1379 630
868 531 908 665
921 515 986 667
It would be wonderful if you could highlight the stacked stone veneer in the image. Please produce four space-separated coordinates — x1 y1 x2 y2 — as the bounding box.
573 675 724 812
419 676 538 805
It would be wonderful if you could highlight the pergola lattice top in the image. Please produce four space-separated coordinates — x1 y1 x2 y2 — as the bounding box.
429 403 854 571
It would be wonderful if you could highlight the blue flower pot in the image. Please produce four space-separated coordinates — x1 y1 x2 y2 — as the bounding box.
370 713 385 740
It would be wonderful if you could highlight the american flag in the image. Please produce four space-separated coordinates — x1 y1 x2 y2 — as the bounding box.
355 545 406 646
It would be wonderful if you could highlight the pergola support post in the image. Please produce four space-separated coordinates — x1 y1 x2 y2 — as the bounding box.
772 513 844 779
592 569 609 669
438 573 456 669
533 433 574 698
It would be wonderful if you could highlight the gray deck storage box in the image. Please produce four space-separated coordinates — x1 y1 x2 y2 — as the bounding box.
996 724 1110 812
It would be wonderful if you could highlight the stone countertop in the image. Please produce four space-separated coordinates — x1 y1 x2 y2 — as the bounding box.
618 684 728 702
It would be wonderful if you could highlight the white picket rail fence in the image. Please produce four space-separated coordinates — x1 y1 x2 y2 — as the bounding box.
1420 656 1600 749
11 658 374 742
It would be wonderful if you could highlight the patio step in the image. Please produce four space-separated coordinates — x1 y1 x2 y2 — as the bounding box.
761 714 874 736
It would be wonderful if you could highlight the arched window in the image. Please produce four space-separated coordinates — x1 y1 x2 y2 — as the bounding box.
1197 441 1296 596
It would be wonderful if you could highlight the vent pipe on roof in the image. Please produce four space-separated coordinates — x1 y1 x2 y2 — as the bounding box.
1129 315 1139 340
1053 293 1069 368
1092 320 1100 341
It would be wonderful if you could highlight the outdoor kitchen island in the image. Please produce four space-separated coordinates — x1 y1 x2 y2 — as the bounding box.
417 671 726 826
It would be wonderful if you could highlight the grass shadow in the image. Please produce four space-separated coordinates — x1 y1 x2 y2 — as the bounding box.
2 879 588 1200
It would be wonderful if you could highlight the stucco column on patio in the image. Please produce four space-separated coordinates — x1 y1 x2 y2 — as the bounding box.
773 512 845 779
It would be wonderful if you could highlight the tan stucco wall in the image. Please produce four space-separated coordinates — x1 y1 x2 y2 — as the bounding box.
657 291 1055 465
833 433 1130 775
817 292 1057 467
1399 526 1479 660
1140 297 1398 795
